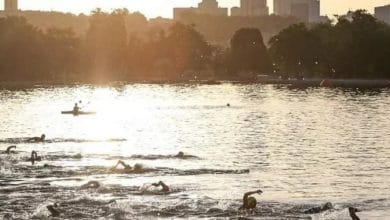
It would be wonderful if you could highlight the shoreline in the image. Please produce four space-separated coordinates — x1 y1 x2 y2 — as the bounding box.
1 78 390 89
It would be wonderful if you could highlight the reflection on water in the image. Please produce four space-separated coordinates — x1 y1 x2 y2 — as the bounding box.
0 84 389 219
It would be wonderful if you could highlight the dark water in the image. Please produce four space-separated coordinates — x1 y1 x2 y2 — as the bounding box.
0 84 389 219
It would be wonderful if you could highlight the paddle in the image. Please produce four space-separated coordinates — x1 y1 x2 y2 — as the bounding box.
78 100 91 109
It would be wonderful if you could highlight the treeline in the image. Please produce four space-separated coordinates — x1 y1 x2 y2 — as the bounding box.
0 10 389 82
0 9 270 82
177 12 300 46
269 10 390 79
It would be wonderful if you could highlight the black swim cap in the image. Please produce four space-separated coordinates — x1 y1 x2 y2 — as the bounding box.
247 197 257 209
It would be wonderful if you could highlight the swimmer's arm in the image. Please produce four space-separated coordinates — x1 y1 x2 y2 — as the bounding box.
159 181 169 192
114 160 125 169
242 190 263 207
6 145 16 153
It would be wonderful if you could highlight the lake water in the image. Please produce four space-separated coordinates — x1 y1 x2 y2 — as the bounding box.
0 84 389 219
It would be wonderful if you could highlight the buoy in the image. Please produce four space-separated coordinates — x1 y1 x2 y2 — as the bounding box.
320 79 332 87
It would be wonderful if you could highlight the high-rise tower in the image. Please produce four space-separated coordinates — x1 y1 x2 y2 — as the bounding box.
231 0 269 17
4 0 18 13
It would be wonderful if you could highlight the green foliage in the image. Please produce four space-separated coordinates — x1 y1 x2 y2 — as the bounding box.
269 10 390 79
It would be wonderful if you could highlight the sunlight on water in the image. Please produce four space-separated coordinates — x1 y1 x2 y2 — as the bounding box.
0 84 389 219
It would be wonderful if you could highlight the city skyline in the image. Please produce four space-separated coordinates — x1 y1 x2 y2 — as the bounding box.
3 0 390 18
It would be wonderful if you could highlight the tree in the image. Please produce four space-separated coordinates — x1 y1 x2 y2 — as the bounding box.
165 23 212 78
229 28 271 78
85 9 128 81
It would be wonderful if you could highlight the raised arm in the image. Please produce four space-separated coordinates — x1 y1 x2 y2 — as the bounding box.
114 160 131 169
159 181 170 192
152 181 170 192
6 145 16 154
241 189 262 209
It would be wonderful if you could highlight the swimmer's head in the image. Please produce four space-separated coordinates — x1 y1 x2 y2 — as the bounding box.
134 163 143 171
177 151 184 157
41 134 45 139
323 202 333 210
247 197 257 209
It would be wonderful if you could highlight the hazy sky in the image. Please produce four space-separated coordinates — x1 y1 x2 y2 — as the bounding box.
9 0 390 18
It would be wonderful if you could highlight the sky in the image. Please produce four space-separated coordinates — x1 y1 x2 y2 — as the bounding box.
6 0 390 18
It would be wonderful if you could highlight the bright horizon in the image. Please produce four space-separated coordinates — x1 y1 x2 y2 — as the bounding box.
5 0 390 18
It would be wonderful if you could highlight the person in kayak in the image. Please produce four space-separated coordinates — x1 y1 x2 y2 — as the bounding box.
28 134 45 142
239 189 263 210
73 103 80 113
151 181 170 192
5 145 16 154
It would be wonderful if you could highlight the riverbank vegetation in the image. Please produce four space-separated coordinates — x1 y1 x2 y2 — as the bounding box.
0 10 389 83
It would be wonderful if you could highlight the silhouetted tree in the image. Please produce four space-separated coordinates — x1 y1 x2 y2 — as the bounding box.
229 28 271 78
269 10 390 79
165 23 212 78
85 9 128 81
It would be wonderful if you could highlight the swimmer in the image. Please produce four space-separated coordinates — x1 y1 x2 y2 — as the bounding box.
173 151 198 159
113 160 132 171
304 202 333 214
239 189 263 210
349 207 361 220
5 145 16 154
28 134 45 142
175 151 185 158
151 181 170 192
30 151 42 165
81 180 101 189
111 160 153 174
46 203 60 217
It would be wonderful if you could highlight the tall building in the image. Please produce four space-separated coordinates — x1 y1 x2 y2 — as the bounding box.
4 0 18 13
375 5 390 24
274 0 320 22
174 0 228 20
240 0 269 16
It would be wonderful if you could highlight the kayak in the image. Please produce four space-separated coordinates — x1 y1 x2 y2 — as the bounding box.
61 111 96 115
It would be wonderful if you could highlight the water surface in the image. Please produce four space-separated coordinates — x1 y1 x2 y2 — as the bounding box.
0 84 389 219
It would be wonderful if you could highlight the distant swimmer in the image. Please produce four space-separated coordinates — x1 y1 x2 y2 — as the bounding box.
73 103 80 113
304 202 333 214
175 151 185 158
151 181 170 192
28 134 45 142
112 160 145 173
6 145 16 154
46 203 60 217
239 189 263 210
30 151 42 165
81 180 101 189
174 151 198 159
349 207 361 220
